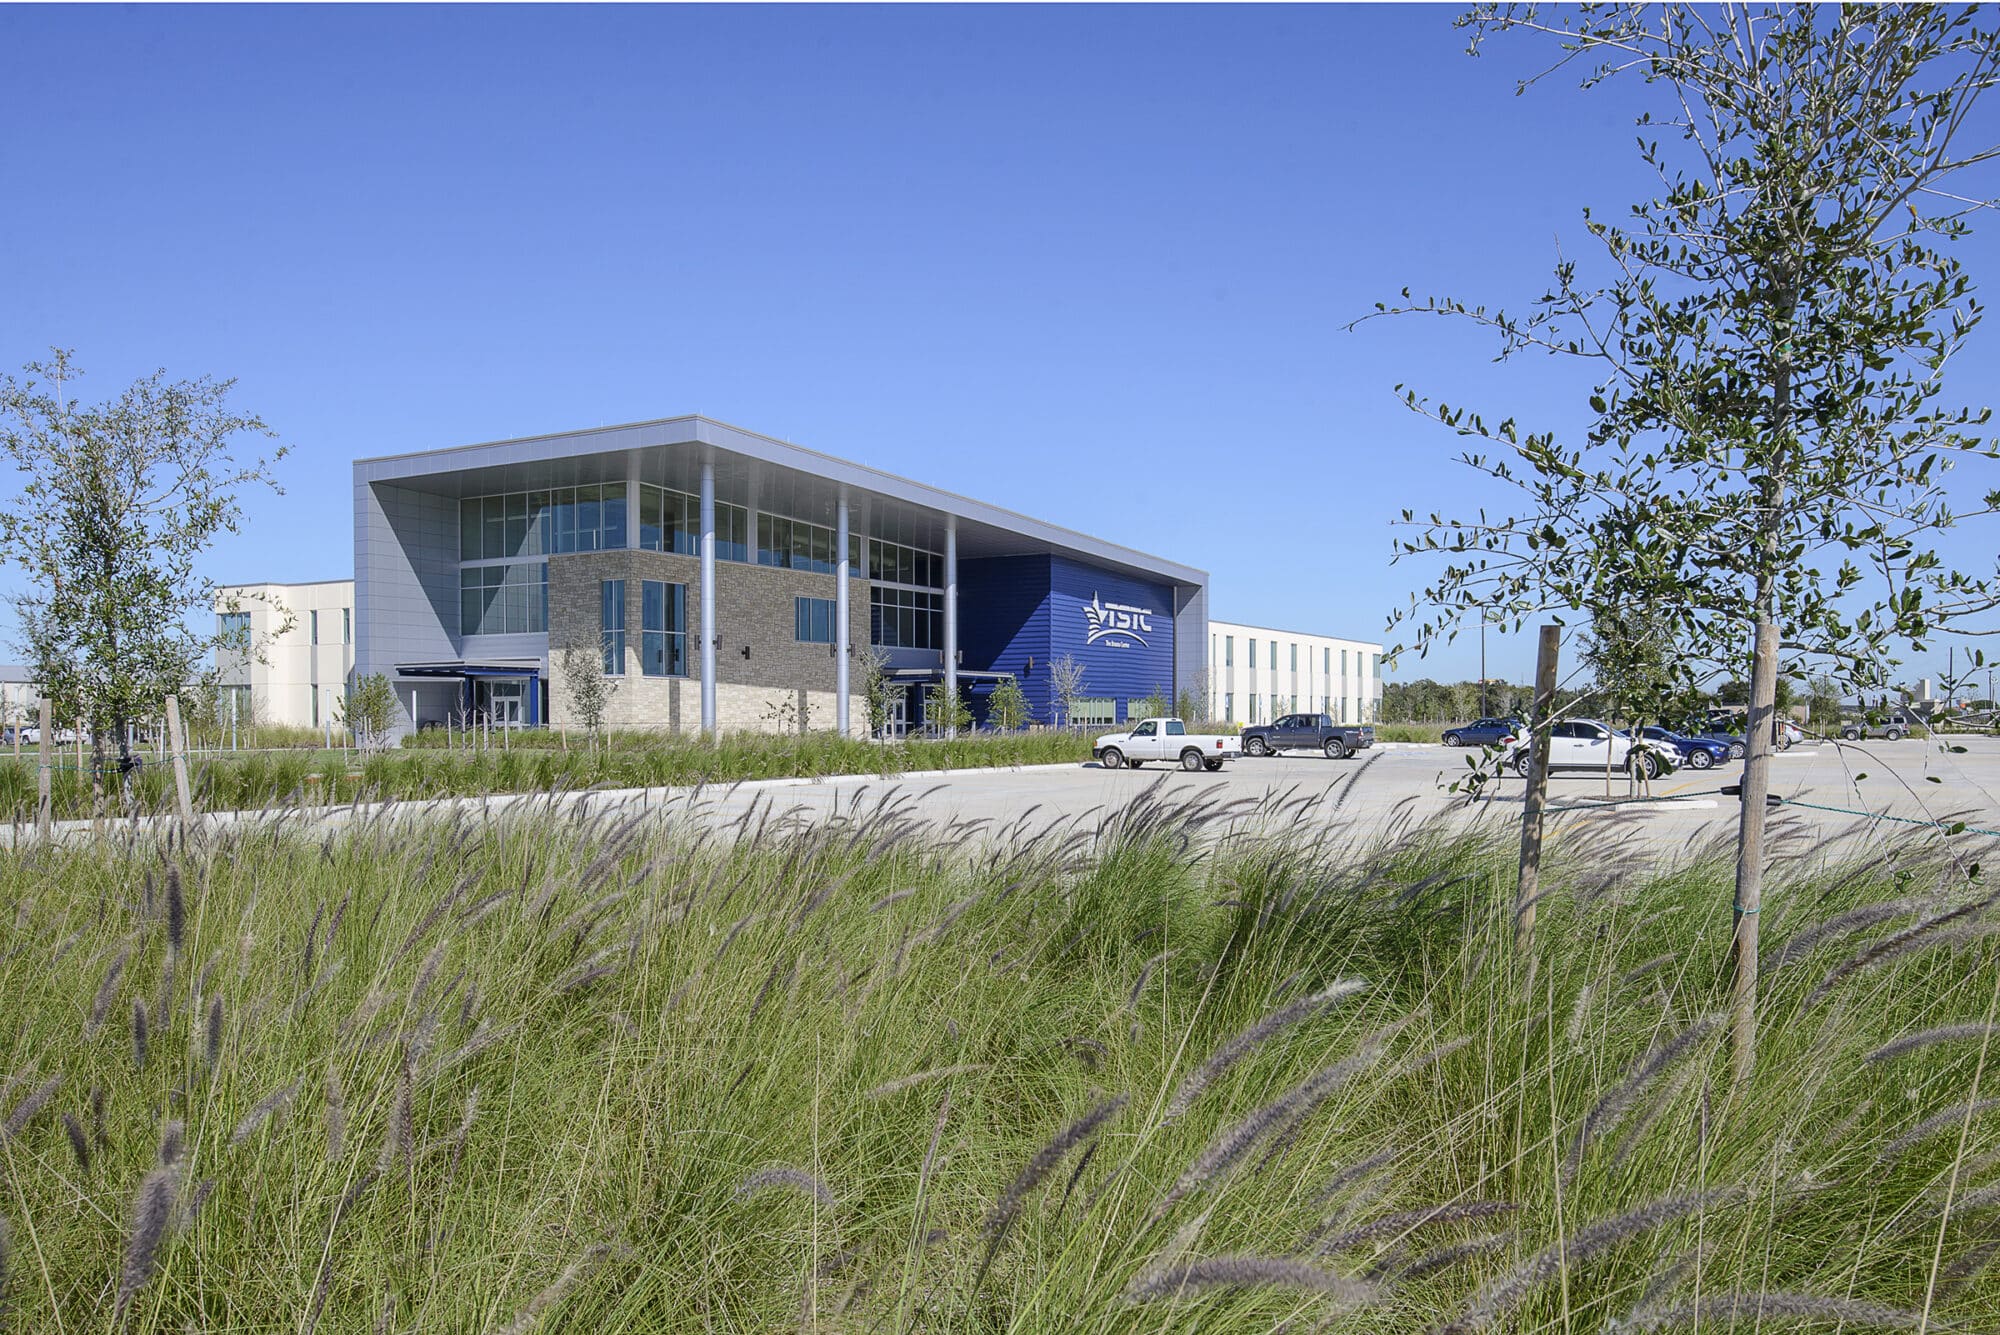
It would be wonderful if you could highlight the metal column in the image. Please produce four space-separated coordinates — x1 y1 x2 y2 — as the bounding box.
699 458 717 734
943 516 958 738
835 492 851 737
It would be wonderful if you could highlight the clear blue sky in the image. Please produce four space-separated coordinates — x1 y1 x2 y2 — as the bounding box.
4 4 1997 692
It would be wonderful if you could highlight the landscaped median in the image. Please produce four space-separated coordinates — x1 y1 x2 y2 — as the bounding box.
0 729 1095 824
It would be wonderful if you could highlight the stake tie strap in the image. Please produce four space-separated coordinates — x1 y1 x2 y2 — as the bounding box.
1734 902 1761 915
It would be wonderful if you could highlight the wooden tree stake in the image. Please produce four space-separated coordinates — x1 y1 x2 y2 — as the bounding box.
1516 624 1561 969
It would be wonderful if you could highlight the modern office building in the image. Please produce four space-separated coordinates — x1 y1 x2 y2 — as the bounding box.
1206 620 1381 727
353 416 1207 737
213 579 357 730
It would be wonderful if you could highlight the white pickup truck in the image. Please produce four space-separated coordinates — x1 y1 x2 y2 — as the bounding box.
1093 718 1243 772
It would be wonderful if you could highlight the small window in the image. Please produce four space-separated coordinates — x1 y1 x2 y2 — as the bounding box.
601 580 626 675
1165 721 1186 735
794 596 836 644
1224 693 1234 722
1225 636 1234 667
343 608 351 645
310 610 320 645
1132 721 1156 737
1249 641 1257 670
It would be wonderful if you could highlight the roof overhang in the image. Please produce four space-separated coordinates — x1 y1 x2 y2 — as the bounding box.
355 415 1206 592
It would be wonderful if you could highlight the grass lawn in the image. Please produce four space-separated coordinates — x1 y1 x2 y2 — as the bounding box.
0 730 1094 826
1 793 1996 1330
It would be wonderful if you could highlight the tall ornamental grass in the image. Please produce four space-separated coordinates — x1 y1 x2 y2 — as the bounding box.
1 781 1996 1331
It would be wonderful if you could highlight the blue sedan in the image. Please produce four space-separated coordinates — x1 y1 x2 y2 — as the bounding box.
1443 717 1524 747
1639 725 1731 769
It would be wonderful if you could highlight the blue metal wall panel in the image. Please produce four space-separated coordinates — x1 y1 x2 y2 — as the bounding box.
1049 556 1175 723
956 554 1175 726
956 555 1055 723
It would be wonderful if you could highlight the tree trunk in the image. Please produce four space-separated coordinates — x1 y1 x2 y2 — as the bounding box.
1731 618 1780 1084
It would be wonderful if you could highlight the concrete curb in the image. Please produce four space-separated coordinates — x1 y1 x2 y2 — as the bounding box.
1 758 1106 848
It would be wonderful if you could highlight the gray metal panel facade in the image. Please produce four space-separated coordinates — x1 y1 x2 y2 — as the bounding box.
354 478 460 727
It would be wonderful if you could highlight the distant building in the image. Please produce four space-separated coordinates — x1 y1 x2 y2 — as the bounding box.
213 580 357 730
0 664 40 730
1206 621 1381 727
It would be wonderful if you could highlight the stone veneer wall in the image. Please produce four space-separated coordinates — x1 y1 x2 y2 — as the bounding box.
546 550 870 737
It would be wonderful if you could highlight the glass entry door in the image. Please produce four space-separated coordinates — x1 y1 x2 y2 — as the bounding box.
475 678 526 726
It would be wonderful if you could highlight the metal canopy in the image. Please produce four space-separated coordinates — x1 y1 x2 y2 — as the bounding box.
356 414 1205 590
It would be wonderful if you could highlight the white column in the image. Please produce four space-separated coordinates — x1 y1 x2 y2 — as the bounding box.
835 491 851 737
625 454 641 549
699 458 717 734
943 516 958 738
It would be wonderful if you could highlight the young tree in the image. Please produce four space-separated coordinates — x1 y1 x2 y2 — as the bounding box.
1370 6 2000 1078
858 647 902 739
987 675 1032 730
923 679 972 735
339 673 400 753
1047 654 1087 727
0 351 287 781
558 646 617 743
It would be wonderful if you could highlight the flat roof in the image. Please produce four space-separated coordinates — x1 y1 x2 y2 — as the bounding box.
1207 617 1383 649
355 414 1205 589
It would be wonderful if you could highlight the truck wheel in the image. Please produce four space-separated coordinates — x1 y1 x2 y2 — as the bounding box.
1842 727 1860 741
1203 759 1223 772
1886 727 1905 742
1100 748 1124 770
1323 737 1350 760
1688 749 1714 770
1180 748 1204 772
1245 736 1270 757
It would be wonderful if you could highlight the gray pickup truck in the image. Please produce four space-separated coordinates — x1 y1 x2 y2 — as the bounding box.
1240 712 1375 760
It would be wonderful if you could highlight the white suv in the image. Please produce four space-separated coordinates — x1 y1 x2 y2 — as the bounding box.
1504 719 1679 779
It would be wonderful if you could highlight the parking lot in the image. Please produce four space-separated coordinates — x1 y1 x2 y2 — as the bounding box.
655 733 2000 863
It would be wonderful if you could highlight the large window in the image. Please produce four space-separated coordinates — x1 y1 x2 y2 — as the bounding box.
639 485 748 562
459 563 548 636
601 580 626 675
1224 692 1234 723
641 580 686 677
343 608 352 645
1249 641 1258 670
761 514 857 574
1225 635 1234 668
795 596 836 644
867 538 940 589
311 610 320 645
460 485 628 560
218 611 251 645
870 586 943 649
1290 643 1298 671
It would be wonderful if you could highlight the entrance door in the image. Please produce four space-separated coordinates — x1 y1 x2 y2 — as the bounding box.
475 678 526 727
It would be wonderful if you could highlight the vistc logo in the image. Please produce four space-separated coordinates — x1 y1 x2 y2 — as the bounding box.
1083 593 1155 648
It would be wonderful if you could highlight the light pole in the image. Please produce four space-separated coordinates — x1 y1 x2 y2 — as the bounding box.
1480 617 1487 719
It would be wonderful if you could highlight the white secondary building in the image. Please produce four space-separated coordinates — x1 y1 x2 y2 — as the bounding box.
1207 620 1381 726
213 580 357 730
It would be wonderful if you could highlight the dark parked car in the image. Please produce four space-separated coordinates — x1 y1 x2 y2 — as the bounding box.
1442 717 1523 748
1638 725 1731 770
1240 713 1375 759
